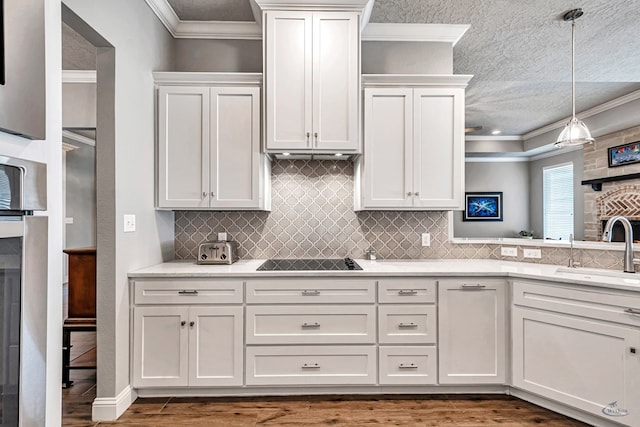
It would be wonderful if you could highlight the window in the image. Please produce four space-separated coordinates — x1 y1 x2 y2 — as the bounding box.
543 163 574 240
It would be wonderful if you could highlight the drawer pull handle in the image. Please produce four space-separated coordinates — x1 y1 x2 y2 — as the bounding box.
398 289 418 296
178 290 199 295
398 322 418 329
461 284 486 290
302 322 320 329
302 363 320 369
180 321 186 327
302 290 321 296
624 308 640 316
399 363 418 369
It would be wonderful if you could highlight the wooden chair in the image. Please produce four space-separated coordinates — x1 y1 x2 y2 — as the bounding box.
62 248 96 388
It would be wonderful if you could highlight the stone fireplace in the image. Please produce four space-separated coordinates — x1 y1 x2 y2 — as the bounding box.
583 125 640 241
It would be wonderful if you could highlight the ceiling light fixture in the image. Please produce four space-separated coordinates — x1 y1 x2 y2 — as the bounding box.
554 8 594 148
491 130 501 135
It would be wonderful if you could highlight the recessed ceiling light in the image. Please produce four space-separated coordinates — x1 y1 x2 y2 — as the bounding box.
334 153 343 157
491 130 501 135
282 152 290 156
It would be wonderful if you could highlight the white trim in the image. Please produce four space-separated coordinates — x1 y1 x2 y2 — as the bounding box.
465 135 522 142
360 0 374 29
465 157 530 163
524 89 640 140
249 0 263 27
62 130 96 147
362 23 469 45
62 70 96 84
254 0 371 11
362 74 473 88
144 0 180 37
173 21 262 40
153 72 263 86
529 145 582 162
91 385 138 422
62 142 79 152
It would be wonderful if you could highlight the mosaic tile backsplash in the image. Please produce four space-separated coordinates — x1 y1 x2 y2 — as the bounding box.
175 159 634 271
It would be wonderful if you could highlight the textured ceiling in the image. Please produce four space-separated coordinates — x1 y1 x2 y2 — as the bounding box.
167 0 255 21
62 23 96 70
371 0 640 136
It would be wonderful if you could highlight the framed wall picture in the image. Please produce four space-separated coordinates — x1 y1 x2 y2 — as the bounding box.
464 192 503 221
608 141 640 167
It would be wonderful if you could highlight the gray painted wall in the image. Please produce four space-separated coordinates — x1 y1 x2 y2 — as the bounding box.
453 161 530 238
63 83 97 128
174 39 262 72
362 41 453 74
529 149 585 240
65 142 96 249
62 0 176 409
0 0 46 139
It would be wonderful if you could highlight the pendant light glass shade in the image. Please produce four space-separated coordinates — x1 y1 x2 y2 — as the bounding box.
554 8 594 149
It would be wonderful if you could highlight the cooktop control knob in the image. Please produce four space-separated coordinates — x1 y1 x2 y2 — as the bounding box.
220 253 227 260
200 253 208 260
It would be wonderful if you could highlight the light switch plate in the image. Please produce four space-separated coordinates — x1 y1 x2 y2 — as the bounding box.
523 248 542 259
218 232 227 241
421 233 431 247
124 214 136 233
501 247 518 257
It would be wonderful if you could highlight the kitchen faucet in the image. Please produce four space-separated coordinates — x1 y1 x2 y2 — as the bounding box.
602 215 639 273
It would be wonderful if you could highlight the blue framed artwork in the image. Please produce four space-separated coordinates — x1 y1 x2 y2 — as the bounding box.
464 192 503 221
608 141 640 167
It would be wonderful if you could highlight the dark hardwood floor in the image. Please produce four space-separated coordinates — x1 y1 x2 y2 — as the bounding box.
61 335 589 427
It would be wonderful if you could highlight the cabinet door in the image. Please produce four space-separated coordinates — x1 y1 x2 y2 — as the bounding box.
210 87 261 208
513 307 640 426
265 11 313 150
362 88 413 208
413 88 464 209
438 279 507 384
157 86 209 208
188 307 244 387
132 306 189 387
312 12 359 151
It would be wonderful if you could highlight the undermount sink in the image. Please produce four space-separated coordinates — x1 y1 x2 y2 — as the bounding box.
555 266 640 285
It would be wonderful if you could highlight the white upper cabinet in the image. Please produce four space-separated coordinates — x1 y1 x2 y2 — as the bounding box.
156 74 270 211
357 76 470 211
265 11 360 153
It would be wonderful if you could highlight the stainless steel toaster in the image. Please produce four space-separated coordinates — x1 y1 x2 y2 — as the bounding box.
197 241 239 265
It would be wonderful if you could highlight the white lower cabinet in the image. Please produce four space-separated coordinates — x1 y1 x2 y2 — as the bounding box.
438 279 507 384
132 305 243 388
246 345 377 385
378 346 437 385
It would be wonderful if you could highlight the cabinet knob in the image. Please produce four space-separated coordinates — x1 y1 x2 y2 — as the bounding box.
202 192 207 197
306 132 310 144
210 192 215 197
631 347 637 354
189 321 195 328
314 132 318 145
414 192 419 196
407 192 412 197
180 321 186 327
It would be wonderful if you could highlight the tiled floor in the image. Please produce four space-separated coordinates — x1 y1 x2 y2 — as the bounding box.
61 336 589 427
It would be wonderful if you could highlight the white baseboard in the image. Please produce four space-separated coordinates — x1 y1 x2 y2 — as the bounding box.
91 385 138 421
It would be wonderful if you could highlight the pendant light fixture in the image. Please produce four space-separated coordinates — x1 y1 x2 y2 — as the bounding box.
554 8 594 148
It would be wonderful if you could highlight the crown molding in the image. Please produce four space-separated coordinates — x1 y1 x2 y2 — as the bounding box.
145 0 180 37
62 130 96 147
362 23 469 45
465 156 530 163
523 88 640 140
465 135 522 142
362 74 473 88
249 0 263 27
254 0 370 11
62 70 97 83
153 72 263 85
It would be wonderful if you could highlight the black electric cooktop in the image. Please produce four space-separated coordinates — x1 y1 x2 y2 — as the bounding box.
257 258 362 271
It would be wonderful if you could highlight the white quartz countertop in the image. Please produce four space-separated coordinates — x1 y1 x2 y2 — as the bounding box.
129 259 640 293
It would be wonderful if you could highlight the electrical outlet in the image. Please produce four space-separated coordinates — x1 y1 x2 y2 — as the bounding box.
65 217 74 224
421 233 431 247
123 214 136 233
523 248 542 259
501 247 518 257
218 232 228 241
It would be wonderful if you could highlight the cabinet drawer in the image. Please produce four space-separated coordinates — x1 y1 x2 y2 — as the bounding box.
133 280 243 305
513 280 640 326
379 346 438 385
246 279 375 304
378 279 436 303
246 345 376 385
378 305 437 344
246 306 375 344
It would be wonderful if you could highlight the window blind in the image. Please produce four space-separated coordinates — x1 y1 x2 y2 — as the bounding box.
543 163 574 240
